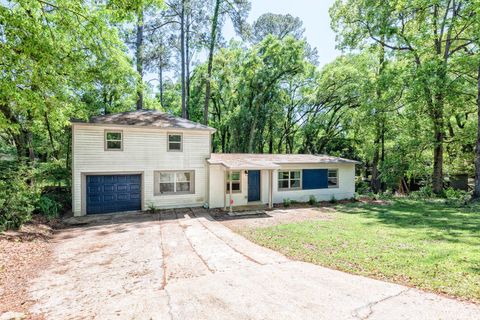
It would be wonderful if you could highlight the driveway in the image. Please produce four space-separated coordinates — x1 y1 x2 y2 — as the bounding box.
29 208 480 319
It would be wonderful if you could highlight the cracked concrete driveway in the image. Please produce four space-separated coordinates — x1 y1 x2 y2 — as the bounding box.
28 208 480 319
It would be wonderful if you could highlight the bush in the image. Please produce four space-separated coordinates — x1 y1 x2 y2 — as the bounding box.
443 187 470 206
308 195 317 205
147 202 158 214
0 162 38 231
355 180 370 195
410 185 434 199
283 198 291 207
41 186 71 214
329 195 337 204
37 195 61 220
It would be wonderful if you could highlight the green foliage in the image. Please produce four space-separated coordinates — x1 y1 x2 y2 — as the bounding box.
147 202 158 214
308 195 317 205
443 188 471 206
329 195 337 204
37 195 61 220
410 186 435 200
242 199 480 301
0 162 38 231
283 198 291 208
36 160 71 187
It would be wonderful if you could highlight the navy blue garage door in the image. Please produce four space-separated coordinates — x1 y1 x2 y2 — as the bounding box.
86 174 141 214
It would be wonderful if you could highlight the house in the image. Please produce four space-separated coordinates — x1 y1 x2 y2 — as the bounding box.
71 110 359 216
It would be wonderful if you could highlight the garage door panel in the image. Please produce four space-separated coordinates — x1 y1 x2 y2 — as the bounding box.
86 174 141 214
117 184 128 191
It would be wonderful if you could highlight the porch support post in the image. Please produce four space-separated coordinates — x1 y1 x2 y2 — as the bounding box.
268 169 273 209
223 169 227 210
229 169 233 213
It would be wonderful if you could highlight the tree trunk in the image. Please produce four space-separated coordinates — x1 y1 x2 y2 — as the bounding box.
180 0 187 118
44 112 57 159
136 9 144 110
158 63 164 107
371 42 385 193
247 104 259 153
371 132 381 193
474 64 480 199
185 10 190 119
432 106 444 194
268 114 273 154
203 0 221 125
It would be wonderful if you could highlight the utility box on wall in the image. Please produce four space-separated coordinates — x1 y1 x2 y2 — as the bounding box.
449 174 469 191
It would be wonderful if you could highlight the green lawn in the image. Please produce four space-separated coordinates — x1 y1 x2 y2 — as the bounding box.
240 199 480 302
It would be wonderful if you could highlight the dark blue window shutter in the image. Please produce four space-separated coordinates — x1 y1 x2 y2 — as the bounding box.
302 169 328 190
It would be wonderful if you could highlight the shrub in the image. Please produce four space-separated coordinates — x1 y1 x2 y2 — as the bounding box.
283 198 291 207
329 195 337 204
41 186 71 214
0 162 38 231
308 195 317 205
37 195 61 220
355 180 370 195
147 202 158 213
410 185 434 199
443 187 470 206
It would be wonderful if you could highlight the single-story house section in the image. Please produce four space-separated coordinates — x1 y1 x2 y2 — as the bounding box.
207 153 359 210
71 110 359 216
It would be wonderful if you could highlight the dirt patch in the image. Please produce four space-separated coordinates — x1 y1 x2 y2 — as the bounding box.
0 216 59 318
217 206 335 231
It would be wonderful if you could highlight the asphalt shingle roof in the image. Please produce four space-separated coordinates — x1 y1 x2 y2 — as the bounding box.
72 110 215 131
208 153 360 169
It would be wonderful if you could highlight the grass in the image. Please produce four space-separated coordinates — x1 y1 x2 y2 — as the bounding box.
239 199 480 302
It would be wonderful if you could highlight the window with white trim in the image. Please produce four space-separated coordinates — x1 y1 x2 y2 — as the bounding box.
226 171 241 193
105 131 122 150
168 134 182 151
278 170 301 190
328 169 338 188
154 171 194 195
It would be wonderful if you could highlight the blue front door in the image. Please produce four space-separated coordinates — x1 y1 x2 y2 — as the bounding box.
248 170 261 202
86 174 141 214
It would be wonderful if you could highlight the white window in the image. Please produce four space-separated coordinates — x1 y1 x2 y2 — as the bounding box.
226 171 241 193
168 134 182 151
328 169 338 188
278 170 301 190
155 171 194 195
105 131 122 150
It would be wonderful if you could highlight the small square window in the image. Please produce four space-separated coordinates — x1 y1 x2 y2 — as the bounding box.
168 134 182 151
105 131 122 150
226 171 241 193
278 170 302 190
328 169 338 188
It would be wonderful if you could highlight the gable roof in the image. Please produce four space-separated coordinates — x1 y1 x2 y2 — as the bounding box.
207 153 360 169
71 110 215 132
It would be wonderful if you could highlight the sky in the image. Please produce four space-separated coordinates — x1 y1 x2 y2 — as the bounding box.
223 0 340 67
145 0 340 89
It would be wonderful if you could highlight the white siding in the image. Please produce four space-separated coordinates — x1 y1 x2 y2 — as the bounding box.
272 163 355 204
72 124 211 216
208 163 356 209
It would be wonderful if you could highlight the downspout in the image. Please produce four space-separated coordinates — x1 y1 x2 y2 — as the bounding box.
229 170 233 213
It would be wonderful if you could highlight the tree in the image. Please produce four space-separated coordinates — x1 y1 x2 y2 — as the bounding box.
0 0 139 162
475 63 480 198
144 31 173 108
331 0 479 194
203 0 250 124
250 13 304 43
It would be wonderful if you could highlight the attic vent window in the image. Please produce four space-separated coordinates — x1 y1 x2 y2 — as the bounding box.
105 131 123 151
168 134 182 151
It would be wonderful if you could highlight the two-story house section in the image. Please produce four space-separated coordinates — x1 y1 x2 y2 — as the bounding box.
72 110 359 216
71 110 215 216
